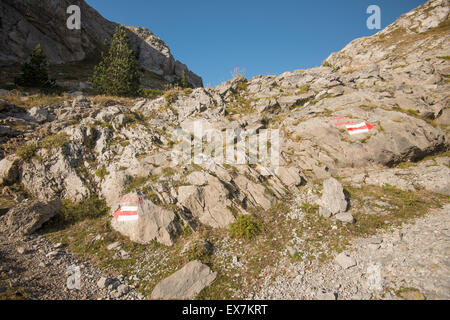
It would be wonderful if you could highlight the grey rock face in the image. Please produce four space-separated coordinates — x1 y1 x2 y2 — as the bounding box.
151 260 217 300
0 199 62 237
0 0 202 88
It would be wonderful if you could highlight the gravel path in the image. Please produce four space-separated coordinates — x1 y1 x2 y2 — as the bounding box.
0 233 144 300
248 203 450 300
1 204 448 300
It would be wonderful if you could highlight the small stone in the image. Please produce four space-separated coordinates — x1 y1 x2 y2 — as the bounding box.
92 235 102 242
118 250 130 259
46 250 61 258
97 277 114 289
107 241 122 251
335 253 357 269
54 243 64 249
335 212 355 224
286 245 296 257
16 246 27 254
117 284 130 296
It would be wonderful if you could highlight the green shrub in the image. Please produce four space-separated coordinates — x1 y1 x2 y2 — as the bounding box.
229 214 262 240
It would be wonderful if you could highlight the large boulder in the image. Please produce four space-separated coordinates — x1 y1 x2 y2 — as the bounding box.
0 199 62 237
151 260 217 300
319 177 348 217
110 192 180 246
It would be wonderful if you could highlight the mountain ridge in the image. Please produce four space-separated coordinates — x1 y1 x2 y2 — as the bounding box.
0 0 203 88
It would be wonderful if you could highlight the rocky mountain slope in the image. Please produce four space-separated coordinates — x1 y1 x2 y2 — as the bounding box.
0 0 202 88
0 0 449 300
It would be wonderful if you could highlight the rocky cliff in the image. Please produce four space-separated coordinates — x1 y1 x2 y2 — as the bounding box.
0 0 203 87
0 0 449 300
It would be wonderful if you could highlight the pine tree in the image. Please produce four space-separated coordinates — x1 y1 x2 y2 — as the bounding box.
181 69 189 88
14 44 55 88
90 26 141 97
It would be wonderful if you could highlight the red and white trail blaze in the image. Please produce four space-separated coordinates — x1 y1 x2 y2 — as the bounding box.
113 206 139 221
346 122 376 135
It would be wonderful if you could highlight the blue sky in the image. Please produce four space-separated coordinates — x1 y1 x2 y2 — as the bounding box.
86 0 426 87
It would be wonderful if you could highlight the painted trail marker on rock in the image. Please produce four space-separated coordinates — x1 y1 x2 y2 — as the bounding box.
113 196 142 222
346 122 376 135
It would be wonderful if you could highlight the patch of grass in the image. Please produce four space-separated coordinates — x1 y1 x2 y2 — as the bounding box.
43 197 109 230
184 240 211 262
358 105 378 111
236 81 248 93
407 109 420 117
119 140 130 147
39 133 70 149
297 84 310 94
141 88 163 99
90 95 137 108
16 142 37 160
322 61 333 68
395 287 426 300
229 215 262 240
437 56 450 60
99 121 112 129
183 88 193 95
2 92 67 109
299 202 319 214
125 176 152 193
